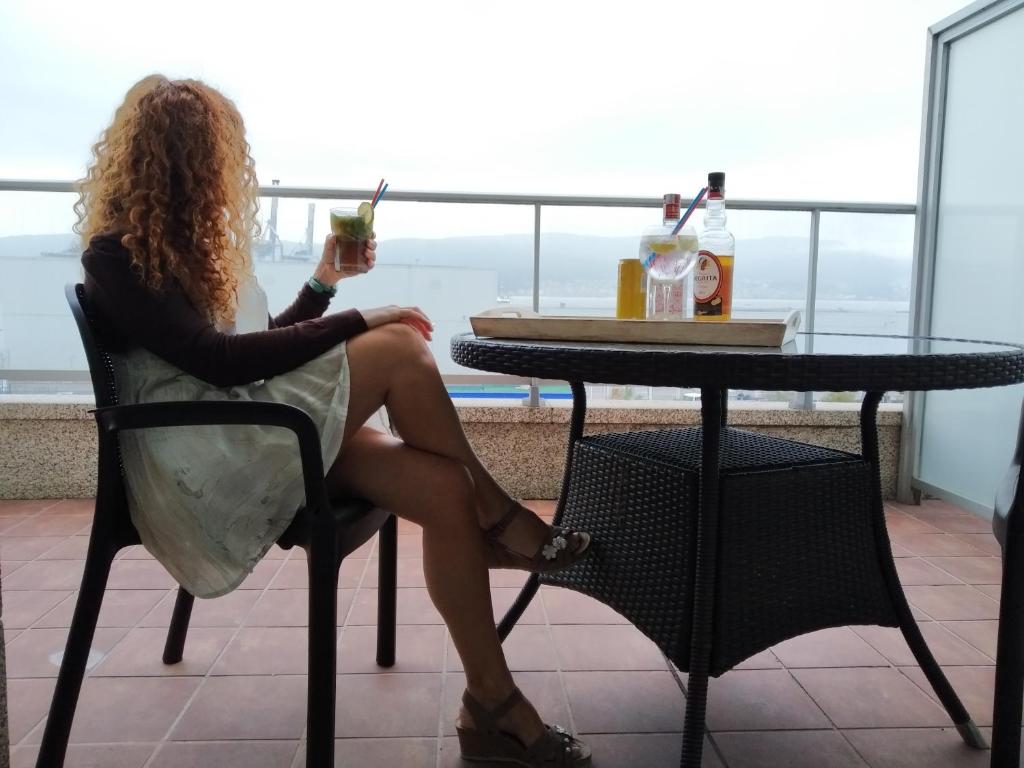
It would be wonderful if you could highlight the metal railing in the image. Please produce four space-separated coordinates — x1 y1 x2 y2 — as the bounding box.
0 179 917 406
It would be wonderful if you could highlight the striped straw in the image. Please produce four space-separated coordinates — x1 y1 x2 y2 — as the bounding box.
372 182 389 209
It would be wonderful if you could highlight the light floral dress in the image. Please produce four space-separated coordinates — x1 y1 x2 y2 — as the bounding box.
111 276 351 598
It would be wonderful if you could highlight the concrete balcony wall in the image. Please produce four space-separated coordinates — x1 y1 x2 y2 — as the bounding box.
0 397 902 500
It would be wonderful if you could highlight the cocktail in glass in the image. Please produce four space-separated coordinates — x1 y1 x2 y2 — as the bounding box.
639 225 699 319
329 202 374 275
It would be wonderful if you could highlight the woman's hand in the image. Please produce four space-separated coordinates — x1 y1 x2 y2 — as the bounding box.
359 305 433 341
313 234 377 287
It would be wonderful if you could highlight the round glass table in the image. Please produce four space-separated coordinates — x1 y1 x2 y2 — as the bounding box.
451 331 1024 768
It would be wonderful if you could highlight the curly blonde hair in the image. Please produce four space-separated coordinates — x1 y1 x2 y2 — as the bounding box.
74 75 261 325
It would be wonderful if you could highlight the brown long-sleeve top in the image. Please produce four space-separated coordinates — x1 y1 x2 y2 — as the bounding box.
82 234 368 387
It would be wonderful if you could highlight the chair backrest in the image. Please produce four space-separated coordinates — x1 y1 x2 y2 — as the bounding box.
65 283 120 408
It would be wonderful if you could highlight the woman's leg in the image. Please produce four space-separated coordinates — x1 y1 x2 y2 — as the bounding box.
341 324 568 558
327 427 546 742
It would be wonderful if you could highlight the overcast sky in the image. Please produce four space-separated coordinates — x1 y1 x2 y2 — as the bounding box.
0 0 965 239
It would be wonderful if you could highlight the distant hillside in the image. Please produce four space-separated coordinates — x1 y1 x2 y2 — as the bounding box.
0 231 911 301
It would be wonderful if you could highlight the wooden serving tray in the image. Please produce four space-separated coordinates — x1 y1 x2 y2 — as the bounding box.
470 309 801 347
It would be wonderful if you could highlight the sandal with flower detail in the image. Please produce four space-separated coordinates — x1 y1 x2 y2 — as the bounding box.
484 502 591 573
457 687 591 767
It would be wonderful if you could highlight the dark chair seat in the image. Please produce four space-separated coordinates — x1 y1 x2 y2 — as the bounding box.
35 284 398 768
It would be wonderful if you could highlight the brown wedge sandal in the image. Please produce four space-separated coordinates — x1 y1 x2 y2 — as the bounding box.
484 503 591 573
457 687 592 767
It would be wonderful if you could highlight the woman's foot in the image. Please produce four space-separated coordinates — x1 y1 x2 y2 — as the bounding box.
457 686 591 766
483 501 591 573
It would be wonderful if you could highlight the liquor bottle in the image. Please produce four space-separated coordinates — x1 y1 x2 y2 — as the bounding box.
694 172 735 320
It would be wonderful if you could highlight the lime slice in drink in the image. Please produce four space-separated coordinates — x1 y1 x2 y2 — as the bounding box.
358 201 374 229
678 233 699 252
650 241 677 255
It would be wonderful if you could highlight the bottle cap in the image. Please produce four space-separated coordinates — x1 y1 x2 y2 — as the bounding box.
708 172 725 199
663 193 681 219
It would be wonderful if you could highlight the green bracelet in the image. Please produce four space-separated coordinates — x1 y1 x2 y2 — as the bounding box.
308 276 337 297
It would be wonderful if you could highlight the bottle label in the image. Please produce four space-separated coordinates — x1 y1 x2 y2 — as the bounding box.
693 250 723 302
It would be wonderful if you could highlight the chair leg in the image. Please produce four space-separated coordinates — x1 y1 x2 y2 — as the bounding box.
162 587 194 664
306 526 340 768
35 546 114 768
376 515 397 667
992 540 1024 767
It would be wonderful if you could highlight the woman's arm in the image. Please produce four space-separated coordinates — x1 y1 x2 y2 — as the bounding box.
82 235 368 387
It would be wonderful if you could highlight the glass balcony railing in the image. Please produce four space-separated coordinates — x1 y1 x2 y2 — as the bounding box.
0 180 916 406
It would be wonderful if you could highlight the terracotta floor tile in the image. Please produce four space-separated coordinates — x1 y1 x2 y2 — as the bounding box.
443 671 568 737
577 733 724 768
335 673 442 737
792 667 951 728
149 740 298 768
340 624 444 673
106 560 176 590
6 677 56 744
2 589 74 628
705 670 830 731
942 620 999 659
3 514 91 537
348 588 443 626
0 499 59 516
141 588 259 628
38 536 90 560
5 626 22 643
906 507 992 534
889 541 915 557
953 534 1002 556
842 727 991 767
235 558 285 590
212 626 310 675
0 535 64 560
362 557 427 588
852 622 994 666
973 584 1002 600
3 559 85 590
447 624 558 673
899 665 995 726
2 559 28 576
245 587 355 627
490 587 547 625
552 624 667 671
5 626 128 678
269 558 365 590
93 626 234 677
172 675 307 740
895 557 962 586
36 589 169 629
295 737 436 768
541 587 629 624
10 742 155 768
890 533 986 557
733 649 783 670
563 671 685 734
27 677 201 743
116 544 154 560
712 730 867 768
884 510 942 537
0 517 33 534
771 627 889 668
925 556 1004 585
47 499 98 515
903 585 1000 621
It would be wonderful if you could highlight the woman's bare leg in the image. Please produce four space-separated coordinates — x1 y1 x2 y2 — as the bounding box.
342 324 558 557
327 427 546 742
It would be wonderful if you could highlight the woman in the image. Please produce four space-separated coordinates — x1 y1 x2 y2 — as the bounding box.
77 75 592 766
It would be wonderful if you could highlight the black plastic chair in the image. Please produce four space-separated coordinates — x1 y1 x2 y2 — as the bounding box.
36 283 398 768
992 401 1024 767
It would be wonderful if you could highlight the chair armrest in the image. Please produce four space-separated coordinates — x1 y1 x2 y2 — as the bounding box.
92 401 330 514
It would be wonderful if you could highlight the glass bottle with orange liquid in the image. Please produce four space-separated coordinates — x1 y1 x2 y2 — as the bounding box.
693 172 735 320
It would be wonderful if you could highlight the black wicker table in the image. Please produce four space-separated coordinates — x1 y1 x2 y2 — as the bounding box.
451 331 1024 768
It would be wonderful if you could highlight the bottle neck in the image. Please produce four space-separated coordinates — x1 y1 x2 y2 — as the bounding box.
704 196 727 228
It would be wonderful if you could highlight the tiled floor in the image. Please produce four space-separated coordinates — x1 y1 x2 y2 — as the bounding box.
0 497 1007 767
